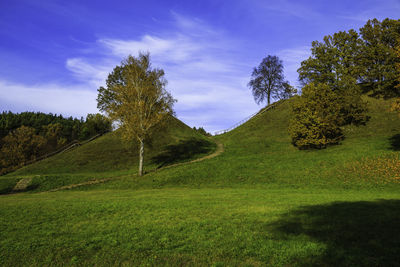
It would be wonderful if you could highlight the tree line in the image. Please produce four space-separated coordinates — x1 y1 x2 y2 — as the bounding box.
0 111 112 174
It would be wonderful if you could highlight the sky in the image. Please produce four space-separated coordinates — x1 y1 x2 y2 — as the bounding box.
1 0 399 133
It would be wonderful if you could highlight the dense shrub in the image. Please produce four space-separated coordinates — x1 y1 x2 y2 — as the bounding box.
288 83 343 149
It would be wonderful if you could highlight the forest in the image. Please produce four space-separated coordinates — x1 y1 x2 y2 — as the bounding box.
0 111 112 174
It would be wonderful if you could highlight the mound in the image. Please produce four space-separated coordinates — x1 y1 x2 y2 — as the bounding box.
1 116 216 192
112 96 400 190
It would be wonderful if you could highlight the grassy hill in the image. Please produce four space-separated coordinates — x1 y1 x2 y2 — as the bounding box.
1 97 400 266
0 116 216 193
90 96 400 191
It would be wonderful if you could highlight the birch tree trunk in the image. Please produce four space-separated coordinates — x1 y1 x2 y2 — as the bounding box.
138 139 144 176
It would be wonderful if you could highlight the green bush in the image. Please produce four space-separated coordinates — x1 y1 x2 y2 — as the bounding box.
288 83 344 149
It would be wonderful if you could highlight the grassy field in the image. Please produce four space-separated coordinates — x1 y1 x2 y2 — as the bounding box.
1 96 400 266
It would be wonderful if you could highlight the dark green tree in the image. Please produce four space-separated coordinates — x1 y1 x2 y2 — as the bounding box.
80 113 112 139
248 55 287 105
298 29 362 90
193 127 211 137
288 83 343 149
278 82 297 100
359 18 400 96
297 29 368 128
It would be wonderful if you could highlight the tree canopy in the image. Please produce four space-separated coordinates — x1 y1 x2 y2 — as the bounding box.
298 29 362 90
248 55 291 105
359 18 400 96
97 53 175 176
298 18 400 97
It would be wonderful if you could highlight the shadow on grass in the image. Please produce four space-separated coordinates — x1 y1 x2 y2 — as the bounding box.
269 200 400 266
389 134 400 151
151 138 215 168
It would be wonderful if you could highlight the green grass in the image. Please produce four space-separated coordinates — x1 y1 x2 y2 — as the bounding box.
88 97 400 192
1 96 400 266
1 188 399 266
0 177 18 194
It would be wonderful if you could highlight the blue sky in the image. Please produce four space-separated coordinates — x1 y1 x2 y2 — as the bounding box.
1 0 399 133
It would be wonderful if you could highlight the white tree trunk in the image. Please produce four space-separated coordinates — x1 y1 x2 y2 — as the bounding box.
138 139 144 176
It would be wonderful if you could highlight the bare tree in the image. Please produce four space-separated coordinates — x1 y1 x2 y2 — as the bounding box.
248 55 286 105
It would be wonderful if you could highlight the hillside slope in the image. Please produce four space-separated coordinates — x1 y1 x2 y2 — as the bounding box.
1 116 216 192
95 96 400 190
2 97 400 266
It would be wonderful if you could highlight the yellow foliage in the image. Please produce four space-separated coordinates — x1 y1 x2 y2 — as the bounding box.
0 126 46 171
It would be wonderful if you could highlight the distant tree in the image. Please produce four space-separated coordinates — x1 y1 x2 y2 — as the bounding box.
42 123 66 151
97 53 176 176
80 113 112 139
278 82 297 100
0 126 46 171
0 111 85 141
193 127 211 137
248 55 286 105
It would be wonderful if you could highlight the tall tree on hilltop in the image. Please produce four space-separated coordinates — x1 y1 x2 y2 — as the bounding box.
248 55 289 105
359 18 400 96
391 41 400 114
292 28 370 150
97 53 176 176
298 29 362 90
298 29 368 127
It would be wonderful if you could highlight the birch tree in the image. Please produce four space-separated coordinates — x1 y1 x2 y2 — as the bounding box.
97 53 175 176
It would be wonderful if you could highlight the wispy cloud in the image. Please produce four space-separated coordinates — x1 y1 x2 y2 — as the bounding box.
0 11 311 133
339 0 400 22
66 58 111 87
255 0 321 20
64 13 258 133
278 46 311 88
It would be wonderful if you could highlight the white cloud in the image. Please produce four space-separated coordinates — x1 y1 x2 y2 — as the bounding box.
0 80 97 118
1 13 265 134
63 14 259 133
66 58 111 87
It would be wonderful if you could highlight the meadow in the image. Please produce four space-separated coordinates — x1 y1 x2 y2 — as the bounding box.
1 97 400 266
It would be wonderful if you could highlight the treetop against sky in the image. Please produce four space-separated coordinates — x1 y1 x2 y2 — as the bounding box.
0 0 399 132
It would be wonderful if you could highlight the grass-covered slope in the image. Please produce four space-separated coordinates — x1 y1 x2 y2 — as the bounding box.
1 116 216 192
96 96 400 191
2 97 400 266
